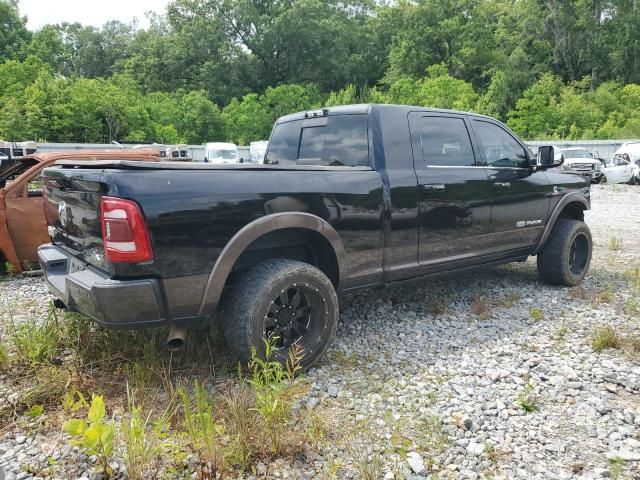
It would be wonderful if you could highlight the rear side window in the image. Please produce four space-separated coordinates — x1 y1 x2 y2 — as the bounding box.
412 116 475 167
266 115 369 167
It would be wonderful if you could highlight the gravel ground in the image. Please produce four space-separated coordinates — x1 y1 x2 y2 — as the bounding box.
1 184 640 480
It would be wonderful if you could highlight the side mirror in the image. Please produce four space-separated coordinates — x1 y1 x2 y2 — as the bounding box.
239 158 244 163
536 145 562 169
204 157 208 162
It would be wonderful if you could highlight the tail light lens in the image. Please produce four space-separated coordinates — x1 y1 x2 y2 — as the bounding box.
101 196 153 263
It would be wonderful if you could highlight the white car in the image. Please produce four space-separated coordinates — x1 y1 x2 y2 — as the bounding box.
558 147 604 183
610 142 640 184
602 154 639 184
205 142 240 164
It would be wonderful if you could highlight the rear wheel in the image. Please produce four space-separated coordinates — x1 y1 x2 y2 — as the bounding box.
537 219 592 286
221 259 338 369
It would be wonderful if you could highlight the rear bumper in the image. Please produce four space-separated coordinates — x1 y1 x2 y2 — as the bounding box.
38 244 169 328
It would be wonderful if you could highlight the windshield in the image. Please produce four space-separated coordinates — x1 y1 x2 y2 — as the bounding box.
562 149 592 159
210 149 238 160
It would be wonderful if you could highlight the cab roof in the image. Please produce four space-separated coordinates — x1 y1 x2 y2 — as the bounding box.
275 103 497 124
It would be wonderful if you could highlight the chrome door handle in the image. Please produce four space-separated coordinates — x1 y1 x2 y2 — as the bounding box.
494 182 511 188
423 184 445 191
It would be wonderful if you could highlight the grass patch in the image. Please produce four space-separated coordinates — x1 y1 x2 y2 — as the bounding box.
352 446 384 480
471 290 491 318
592 285 615 307
9 301 64 366
592 325 620 352
497 290 521 308
609 456 626 479
609 236 622 252
427 292 451 316
592 325 640 356
179 380 225 478
529 307 544 321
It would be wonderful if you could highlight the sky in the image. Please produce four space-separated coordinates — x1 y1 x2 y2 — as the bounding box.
19 0 172 30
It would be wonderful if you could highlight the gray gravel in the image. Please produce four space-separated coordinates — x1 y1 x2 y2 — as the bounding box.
1 184 640 479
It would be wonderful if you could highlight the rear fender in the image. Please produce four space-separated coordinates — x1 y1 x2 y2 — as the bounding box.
197 212 347 315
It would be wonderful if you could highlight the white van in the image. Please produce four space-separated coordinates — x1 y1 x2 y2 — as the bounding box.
205 142 240 164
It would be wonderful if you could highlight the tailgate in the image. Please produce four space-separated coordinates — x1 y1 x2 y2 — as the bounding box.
43 167 106 268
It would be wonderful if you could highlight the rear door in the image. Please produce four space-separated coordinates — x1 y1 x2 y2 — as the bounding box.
469 119 551 250
408 113 493 266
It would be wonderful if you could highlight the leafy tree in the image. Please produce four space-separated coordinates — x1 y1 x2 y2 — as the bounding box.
507 74 563 139
222 94 272 144
0 0 30 61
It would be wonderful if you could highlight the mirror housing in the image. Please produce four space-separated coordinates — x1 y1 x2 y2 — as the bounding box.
535 145 563 169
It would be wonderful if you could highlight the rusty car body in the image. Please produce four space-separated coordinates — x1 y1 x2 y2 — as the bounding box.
0 150 159 273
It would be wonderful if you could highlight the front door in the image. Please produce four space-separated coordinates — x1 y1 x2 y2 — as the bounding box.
408 113 493 267
5 172 49 265
469 119 551 250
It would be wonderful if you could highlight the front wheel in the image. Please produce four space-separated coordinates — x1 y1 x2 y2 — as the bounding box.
221 259 339 369
537 219 592 286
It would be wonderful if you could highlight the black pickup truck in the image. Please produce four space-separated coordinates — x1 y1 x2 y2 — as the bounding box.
38 104 592 368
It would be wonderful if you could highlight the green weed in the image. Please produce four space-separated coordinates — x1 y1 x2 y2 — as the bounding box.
497 290 521 308
10 301 63 366
63 395 116 477
609 236 622 251
121 385 167 480
592 325 619 352
530 307 544 321
4 261 16 276
224 385 254 470
179 380 225 478
516 382 537 412
247 338 306 456
608 456 626 479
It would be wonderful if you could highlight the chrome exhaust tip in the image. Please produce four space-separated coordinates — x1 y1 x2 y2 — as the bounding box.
167 324 187 350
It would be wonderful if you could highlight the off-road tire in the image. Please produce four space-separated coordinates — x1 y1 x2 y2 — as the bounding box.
221 259 339 369
537 219 592 286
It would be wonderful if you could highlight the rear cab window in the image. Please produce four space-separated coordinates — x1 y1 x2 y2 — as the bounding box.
266 114 370 167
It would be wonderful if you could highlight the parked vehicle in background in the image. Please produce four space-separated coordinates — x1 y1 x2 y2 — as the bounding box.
39 104 592 369
238 146 250 163
250 141 268 163
602 154 639 184
0 150 159 273
613 142 640 183
166 144 192 161
558 147 603 183
0 140 37 159
205 142 240 164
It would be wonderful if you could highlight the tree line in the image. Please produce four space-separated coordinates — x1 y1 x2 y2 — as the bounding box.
1 0 639 144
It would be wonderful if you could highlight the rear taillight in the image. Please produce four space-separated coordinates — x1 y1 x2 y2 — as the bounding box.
101 196 153 263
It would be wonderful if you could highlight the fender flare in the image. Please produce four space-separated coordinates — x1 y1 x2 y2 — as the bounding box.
197 212 348 315
534 192 590 254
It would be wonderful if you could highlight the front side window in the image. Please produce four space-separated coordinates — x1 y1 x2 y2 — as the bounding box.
413 116 475 167
266 115 369 167
473 120 529 168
